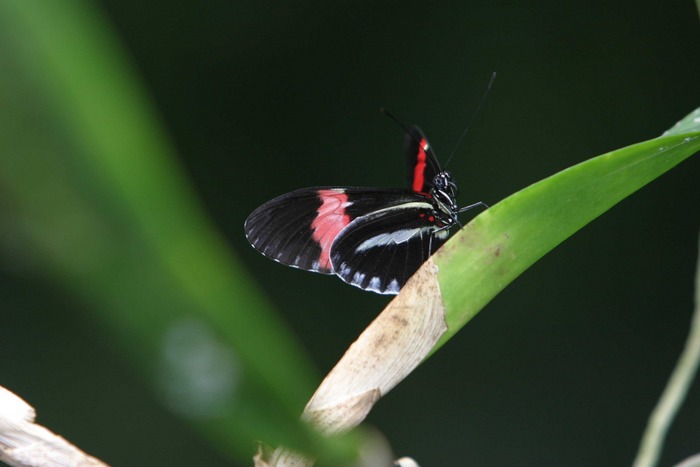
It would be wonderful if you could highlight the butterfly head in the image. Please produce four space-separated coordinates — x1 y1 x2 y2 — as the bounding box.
432 171 458 209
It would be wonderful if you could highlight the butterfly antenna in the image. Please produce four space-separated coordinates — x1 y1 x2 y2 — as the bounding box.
379 108 426 148
379 108 411 134
444 72 497 167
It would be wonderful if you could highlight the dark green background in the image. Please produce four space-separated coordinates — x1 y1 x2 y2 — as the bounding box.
2 1 700 465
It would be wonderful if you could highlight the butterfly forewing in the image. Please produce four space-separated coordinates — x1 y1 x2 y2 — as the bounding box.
405 126 442 194
245 188 333 272
244 187 430 276
330 201 448 294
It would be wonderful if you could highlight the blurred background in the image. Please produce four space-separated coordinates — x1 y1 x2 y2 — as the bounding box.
2 0 700 465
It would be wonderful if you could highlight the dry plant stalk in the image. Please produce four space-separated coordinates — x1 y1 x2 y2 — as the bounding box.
261 258 445 466
0 386 108 467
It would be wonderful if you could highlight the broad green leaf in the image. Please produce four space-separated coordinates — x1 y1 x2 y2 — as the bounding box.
433 125 700 349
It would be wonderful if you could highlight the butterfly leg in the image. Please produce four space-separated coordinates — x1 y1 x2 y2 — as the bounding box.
458 201 489 213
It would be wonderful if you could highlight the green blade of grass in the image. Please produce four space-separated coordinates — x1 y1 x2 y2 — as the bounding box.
433 122 700 348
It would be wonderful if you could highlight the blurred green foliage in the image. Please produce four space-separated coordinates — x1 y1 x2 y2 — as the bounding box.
0 0 351 464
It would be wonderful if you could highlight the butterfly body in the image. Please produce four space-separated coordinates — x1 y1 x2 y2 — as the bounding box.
244 126 484 294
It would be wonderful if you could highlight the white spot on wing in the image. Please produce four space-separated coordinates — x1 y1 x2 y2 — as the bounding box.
386 279 400 294
355 228 424 252
338 262 352 278
352 271 365 284
368 277 382 291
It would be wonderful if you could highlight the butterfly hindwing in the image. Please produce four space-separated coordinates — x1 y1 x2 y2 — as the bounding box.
329 200 448 294
405 126 442 194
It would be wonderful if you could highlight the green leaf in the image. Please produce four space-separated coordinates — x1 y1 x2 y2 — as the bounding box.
0 0 354 462
663 107 700 136
432 124 700 350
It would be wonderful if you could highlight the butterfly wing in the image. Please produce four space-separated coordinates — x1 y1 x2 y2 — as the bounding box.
245 187 334 273
330 199 448 294
405 126 442 194
244 187 423 275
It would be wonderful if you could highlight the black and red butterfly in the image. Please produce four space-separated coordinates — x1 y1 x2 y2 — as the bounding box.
244 125 486 295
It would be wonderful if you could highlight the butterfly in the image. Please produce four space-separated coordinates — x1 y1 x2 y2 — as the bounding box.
244 125 486 294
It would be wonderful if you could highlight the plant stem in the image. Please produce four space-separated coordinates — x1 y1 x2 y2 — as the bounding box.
632 231 700 467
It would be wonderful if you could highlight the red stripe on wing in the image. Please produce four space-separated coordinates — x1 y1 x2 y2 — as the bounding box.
311 189 351 270
412 138 429 192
